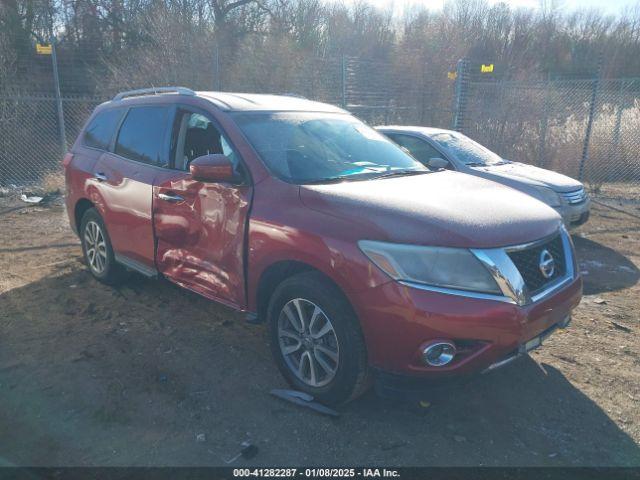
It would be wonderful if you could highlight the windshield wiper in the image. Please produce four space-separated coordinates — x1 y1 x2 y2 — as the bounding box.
369 169 429 180
300 169 428 185
299 176 350 185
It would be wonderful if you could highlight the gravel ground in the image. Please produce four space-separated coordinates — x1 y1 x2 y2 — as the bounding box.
0 197 639 467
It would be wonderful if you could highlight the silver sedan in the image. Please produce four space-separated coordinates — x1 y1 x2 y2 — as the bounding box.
377 126 590 229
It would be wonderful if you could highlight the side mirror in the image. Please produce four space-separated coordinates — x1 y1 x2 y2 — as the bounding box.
427 157 449 170
190 154 235 183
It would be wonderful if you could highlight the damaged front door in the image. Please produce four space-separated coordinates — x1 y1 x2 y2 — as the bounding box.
153 107 252 309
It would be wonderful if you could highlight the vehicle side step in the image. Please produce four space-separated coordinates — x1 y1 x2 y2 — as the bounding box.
114 253 158 278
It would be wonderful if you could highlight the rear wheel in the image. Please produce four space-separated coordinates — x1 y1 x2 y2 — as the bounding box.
268 271 371 405
80 208 126 285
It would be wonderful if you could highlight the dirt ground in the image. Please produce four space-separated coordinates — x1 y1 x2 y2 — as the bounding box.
0 197 639 467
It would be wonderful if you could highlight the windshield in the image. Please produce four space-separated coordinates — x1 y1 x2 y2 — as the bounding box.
430 132 505 166
232 112 428 183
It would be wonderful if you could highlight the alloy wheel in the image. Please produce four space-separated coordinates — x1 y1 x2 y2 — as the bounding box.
84 220 107 274
277 298 340 388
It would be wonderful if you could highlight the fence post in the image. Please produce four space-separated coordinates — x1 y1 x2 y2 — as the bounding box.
452 58 469 132
578 57 603 181
50 37 67 154
420 62 428 124
537 74 551 167
611 79 626 164
214 42 221 91
341 55 347 109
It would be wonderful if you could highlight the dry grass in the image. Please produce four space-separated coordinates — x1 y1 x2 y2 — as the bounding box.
587 182 640 206
41 171 65 195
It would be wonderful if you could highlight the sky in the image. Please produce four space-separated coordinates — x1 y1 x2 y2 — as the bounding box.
353 0 640 16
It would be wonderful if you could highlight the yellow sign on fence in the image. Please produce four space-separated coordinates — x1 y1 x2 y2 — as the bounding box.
480 63 494 73
447 71 457 80
36 43 52 55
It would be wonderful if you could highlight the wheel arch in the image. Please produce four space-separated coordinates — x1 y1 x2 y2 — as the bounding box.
255 260 352 324
74 198 95 235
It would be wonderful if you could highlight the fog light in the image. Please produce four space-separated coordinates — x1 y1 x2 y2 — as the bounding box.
423 342 456 366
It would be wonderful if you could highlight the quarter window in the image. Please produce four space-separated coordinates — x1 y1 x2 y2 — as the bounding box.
115 106 169 166
83 108 123 150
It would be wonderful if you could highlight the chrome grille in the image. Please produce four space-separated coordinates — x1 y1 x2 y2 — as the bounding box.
560 188 587 205
507 235 566 295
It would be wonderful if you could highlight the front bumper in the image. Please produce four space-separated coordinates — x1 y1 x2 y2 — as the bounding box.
349 274 582 378
556 199 590 229
481 313 571 373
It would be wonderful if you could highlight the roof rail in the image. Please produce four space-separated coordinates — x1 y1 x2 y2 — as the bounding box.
113 86 196 101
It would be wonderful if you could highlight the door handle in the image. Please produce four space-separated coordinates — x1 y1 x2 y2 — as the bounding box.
94 172 107 182
158 193 185 203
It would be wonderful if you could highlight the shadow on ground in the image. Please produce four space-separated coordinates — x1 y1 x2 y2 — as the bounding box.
1 268 638 467
572 235 640 295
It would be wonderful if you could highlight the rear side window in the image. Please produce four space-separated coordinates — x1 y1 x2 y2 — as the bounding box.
83 109 123 150
115 106 169 166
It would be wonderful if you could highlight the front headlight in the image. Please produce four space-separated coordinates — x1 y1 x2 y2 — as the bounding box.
531 186 561 207
358 240 501 294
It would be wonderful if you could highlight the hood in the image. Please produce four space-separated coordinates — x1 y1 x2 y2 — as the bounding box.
299 171 562 249
471 162 582 192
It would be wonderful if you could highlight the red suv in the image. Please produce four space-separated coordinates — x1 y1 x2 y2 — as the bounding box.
64 87 582 404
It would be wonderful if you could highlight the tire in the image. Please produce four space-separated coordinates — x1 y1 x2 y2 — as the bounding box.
79 208 126 285
268 271 371 405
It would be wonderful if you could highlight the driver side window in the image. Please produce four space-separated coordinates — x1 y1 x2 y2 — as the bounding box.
387 134 452 169
170 110 240 172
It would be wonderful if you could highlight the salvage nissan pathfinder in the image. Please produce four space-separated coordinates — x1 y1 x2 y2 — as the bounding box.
64 87 582 405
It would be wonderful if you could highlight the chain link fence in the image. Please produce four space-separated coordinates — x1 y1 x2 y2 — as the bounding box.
0 54 458 191
456 70 640 209
1 53 639 217
0 94 105 188
343 57 453 128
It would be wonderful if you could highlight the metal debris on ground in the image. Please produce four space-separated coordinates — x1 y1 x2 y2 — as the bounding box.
610 321 632 333
19 192 63 205
20 194 43 204
225 440 258 463
270 389 340 417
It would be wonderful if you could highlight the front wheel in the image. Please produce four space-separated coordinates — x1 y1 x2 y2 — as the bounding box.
268 271 371 405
